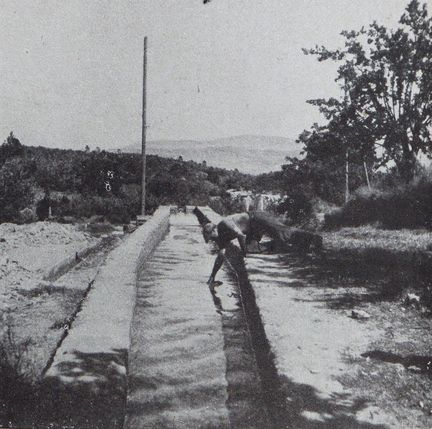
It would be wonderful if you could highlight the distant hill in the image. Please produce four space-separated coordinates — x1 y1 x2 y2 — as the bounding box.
119 135 300 174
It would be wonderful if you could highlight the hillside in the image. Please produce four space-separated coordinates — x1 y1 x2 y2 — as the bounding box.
119 135 300 174
0 136 268 223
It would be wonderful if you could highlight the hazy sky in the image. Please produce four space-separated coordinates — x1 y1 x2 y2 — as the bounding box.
1 0 411 150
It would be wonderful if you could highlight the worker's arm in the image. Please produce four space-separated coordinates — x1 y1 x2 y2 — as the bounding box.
207 249 225 285
237 234 247 256
223 218 247 256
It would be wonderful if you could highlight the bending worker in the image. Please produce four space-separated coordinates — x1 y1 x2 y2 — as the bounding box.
202 211 323 286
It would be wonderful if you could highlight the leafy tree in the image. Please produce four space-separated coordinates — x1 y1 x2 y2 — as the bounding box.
0 132 24 165
304 0 432 182
276 191 312 225
0 159 34 222
288 124 369 204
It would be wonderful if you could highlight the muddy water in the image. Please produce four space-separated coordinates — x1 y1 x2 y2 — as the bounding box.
125 214 268 429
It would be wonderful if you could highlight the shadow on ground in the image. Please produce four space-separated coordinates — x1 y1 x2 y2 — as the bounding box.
249 245 432 311
224 245 390 429
1 349 127 429
276 373 389 429
362 350 432 377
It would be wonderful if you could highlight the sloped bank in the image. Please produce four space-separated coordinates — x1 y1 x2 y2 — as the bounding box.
40 207 170 429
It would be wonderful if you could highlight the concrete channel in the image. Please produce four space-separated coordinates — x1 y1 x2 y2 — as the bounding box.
41 207 170 429
39 206 388 428
125 212 269 428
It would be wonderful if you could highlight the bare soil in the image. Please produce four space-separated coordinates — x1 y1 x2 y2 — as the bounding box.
0 221 123 426
298 227 432 428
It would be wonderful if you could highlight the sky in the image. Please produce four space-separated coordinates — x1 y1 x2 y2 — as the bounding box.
0 0 412 150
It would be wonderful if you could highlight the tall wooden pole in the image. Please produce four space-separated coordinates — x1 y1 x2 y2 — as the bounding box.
345 149 350 203
141 36 148 215
364 161 371 190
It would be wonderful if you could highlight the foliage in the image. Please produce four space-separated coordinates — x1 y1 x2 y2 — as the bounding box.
303 0 432 182
208 193 245 216
276 191 313 225
0 133 266 223
0 158 35 222
253 170 285 193
0 132 24 164
53 195 131 223
282 126 371 204
324 177 432 229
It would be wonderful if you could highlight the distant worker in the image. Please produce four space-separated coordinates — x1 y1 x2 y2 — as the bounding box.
201 211 323 286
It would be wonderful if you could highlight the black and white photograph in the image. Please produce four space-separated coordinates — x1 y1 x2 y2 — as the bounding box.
1 0 432 427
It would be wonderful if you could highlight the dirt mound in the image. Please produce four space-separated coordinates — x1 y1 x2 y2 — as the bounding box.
0 222 97 297
0 222 92 247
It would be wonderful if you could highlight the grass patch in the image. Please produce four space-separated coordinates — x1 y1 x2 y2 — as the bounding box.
323 226 432 252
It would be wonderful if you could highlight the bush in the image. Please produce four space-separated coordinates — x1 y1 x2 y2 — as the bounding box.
0 159 34 223
324 178 432 230
208 193 244 215
276 191 313 225
53 195 132 223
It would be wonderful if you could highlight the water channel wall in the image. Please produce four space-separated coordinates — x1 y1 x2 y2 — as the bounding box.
194 206 288 426
42 236 106 281
42 206 170 429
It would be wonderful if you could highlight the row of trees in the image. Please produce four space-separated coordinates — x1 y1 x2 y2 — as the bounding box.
0 133 262 223
281 0 432 204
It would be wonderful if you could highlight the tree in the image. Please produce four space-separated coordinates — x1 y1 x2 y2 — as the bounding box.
286 125 368 204
0 132 24 164
0 158 34 222
304 0 432 182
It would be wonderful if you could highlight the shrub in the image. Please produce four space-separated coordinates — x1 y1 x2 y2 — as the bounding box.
52 195 135 224
324 178 432 230
0 159 34 223
276 191 313 225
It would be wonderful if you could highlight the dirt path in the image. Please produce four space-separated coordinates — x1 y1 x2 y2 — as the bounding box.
244 251 432 428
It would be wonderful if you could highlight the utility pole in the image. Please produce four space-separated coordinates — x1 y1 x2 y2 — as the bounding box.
364 160 371 190
345 150 350 203
342 79 351 204
141 36 148 215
